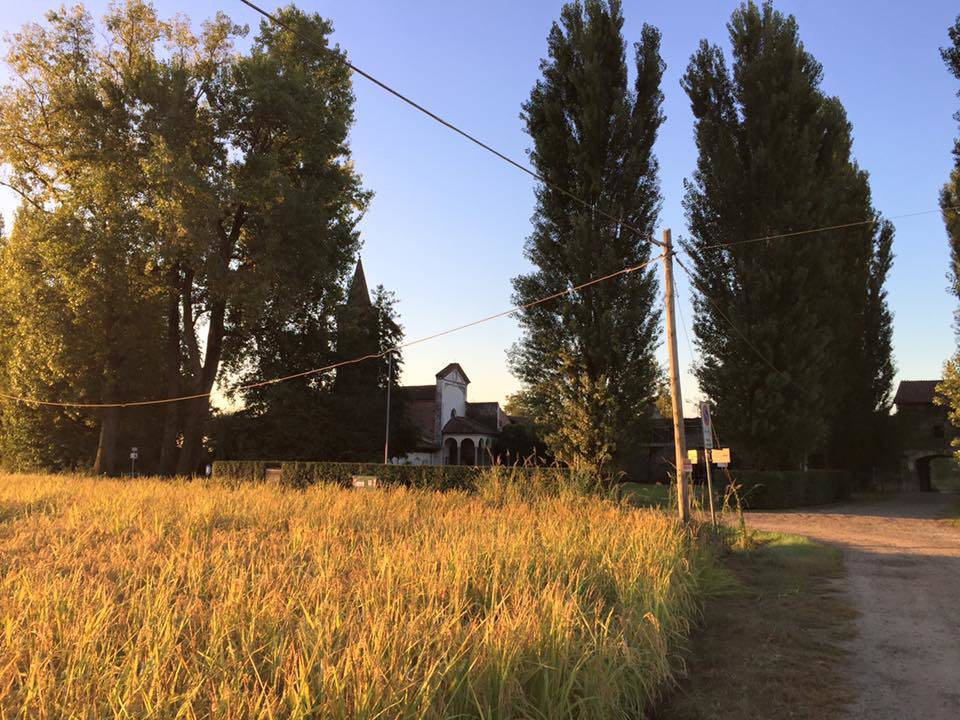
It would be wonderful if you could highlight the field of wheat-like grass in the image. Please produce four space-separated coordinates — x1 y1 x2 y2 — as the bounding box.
0 472 714 719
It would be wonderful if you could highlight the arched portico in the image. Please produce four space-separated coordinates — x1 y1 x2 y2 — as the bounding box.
461 438 476 465
903 450 955 491
443 438 459 465
440 435 496 466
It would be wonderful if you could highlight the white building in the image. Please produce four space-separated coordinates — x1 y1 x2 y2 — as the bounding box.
396 363 515 465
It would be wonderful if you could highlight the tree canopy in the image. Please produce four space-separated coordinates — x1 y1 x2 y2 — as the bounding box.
0 1 378 473
681 1 895 472
509 0 665 475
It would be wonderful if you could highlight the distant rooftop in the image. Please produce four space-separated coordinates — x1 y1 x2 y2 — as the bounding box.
893 380 942 406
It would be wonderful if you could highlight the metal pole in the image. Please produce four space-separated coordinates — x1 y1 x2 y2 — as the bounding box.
704 447 717 529
383 351 393 464
662 229 691 523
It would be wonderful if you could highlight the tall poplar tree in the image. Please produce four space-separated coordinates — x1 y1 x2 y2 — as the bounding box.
935 15 960 452
940 15 960 311
682 1 894 470
510 0 664 473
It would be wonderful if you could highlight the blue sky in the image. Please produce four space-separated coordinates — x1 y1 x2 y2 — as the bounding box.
2 1 958 411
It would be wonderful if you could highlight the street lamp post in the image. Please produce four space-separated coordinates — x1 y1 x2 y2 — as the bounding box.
383 351 393 464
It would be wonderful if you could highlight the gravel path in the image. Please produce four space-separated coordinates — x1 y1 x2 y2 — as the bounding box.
746 494 960 720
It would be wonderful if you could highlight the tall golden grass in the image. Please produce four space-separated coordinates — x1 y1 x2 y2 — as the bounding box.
0 472 714 718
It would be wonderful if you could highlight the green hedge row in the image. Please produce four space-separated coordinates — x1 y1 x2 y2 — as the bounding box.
212 460 569 491
212 460 278 484
720 469 851 509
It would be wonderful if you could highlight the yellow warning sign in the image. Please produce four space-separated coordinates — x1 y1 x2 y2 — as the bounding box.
711 448 731 464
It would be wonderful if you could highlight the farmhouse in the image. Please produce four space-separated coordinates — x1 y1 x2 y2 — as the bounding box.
894 380 955 490
396 364 515 465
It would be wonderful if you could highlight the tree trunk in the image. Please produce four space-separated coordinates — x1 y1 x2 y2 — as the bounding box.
93 308 123 476
159 289 181 475
176 396 209 475
93 405 119 475
173 208 242 476
174 292 226 476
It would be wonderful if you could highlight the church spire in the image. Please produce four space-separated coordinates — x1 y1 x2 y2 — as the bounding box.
347 258 371 307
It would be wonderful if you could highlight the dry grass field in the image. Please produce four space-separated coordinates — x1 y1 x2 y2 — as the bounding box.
0 472 716 719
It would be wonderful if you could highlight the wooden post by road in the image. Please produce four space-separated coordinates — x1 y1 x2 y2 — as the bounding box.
704 447 717 529
662 229 691 523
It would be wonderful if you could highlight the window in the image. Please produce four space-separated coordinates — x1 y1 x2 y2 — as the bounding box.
934 425 945 439
450 409 457 419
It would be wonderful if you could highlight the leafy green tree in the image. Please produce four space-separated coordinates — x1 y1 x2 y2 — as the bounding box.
510 0 664 471
0 1 368 474
936 16 960 446
541 356 618 477
681 1 894 470
936 359 960 460
940 15 960 317
0 6 167 473
212 272 416 463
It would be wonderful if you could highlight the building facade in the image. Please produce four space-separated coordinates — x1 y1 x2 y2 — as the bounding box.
894 380 955 490
395 364 514 465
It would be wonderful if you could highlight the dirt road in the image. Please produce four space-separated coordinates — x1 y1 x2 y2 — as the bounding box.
747 494 960 720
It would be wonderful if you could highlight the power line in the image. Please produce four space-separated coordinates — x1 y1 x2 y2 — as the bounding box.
234 0 665 250
0 255 660 410
675 287 699 381
687 206 958 253
669 204 955 385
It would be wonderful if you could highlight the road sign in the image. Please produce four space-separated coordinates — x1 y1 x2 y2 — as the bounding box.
129 447 138 460
682 461 693 473
699 402 713 449
711 448 731 465
352 475 379 488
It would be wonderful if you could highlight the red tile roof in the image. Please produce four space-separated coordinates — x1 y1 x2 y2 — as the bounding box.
442 416 497 435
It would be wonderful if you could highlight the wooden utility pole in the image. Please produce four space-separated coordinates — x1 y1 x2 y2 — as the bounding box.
662 229 691 522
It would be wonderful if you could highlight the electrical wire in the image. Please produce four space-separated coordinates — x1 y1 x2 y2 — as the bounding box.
0 255 661 409
687 206 959 253
235 0 666 250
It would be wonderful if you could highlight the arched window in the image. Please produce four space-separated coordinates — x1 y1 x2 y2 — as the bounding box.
450 408 457 419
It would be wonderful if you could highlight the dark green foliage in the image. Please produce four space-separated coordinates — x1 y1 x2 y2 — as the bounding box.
940 15 960 315
682 1 894 471
492 424 552 465
937 16 960 445
211 460 279 484
212 279 417 464
509 0 664 472
720 469 851 509
0 2 369 475
212 460 572 492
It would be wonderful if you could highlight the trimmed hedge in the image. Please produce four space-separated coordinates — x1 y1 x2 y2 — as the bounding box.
211 460 280 484
280 462 479 490
720 469 851 509
212 460 569 492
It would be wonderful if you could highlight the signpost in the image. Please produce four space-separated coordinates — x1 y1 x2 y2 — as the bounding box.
699 403 717 528
129 447 138 477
